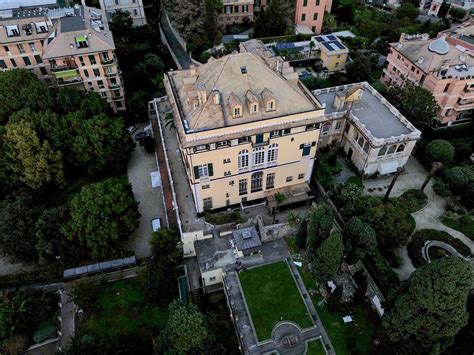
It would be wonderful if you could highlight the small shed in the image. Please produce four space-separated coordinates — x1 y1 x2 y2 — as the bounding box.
232 226 262 257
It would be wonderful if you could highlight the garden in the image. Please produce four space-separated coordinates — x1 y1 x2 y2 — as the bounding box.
238 261 313 341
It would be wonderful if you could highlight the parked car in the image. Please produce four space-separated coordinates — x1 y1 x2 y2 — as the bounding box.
135 131 150 141
151 218 162 232
126 126 137 135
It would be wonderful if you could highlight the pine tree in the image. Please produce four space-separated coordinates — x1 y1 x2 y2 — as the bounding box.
310 231 344 283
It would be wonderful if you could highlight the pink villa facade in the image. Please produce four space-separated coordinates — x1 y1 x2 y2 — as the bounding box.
381 21 474 123
294 0 332 34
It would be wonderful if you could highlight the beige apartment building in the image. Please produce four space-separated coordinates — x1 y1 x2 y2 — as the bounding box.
99 0 147 27
0 4 125 112
219 0 255 25
381 21 474 123
164 52 326 213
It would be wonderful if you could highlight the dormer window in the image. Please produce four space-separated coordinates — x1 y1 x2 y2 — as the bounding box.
75 35 88 49
245 90 259 115
267 100 275 111
251 103 258 113
228 92 243 118
234 106 242 117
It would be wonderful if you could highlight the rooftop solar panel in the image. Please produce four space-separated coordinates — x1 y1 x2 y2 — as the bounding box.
322 42 334 51
327 35 337 41
315 36 325 43
334 41 346 50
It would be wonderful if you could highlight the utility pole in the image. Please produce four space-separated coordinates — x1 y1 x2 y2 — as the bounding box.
421 162 443 192
383 167 403 202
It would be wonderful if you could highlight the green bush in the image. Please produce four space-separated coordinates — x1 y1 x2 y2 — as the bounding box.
314 159 335 190
302 77 323 90
407 229 471 268
205 211 244 225
396 189 427 213
346 175 363 187
364 252 400 297
424 139 455 165
446 166 474 194
432 177 451 197
442 214 474 241
33 325 58 343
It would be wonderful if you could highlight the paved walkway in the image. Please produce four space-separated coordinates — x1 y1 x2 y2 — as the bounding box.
125 128 166 258
160 11 192 69
59 287 74 352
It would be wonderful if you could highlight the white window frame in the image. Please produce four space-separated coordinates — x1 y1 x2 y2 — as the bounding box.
238 150 249 168
198 164 209 178
267 143 278 162
253 146 265 165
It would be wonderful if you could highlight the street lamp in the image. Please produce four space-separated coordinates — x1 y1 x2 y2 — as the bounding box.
55 255 64 268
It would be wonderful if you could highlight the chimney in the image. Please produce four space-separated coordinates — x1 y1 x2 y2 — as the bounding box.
197 83 207 106
212 90 220 105
190 65 197 77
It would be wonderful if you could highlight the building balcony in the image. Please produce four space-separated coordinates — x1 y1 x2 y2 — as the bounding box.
108 81 121 89
56 77 83 86
54 68 82 86
105 71 118 77
51 63 78 72
251 140 269 148
100 57 114 65
112 95 124 101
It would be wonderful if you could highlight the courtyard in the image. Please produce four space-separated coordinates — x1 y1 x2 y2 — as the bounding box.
238 260 313 341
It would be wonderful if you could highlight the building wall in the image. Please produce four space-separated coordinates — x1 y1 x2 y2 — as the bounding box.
320 49 348 72
219 1 254 25
182 125 320 213
294 0 330 34
100 0 147 26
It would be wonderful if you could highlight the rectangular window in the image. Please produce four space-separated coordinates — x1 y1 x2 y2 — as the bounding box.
444 83 450 93
286 176 293 182
270 130 281 138
313 13 318 20
283 128 291 134
216 140 229 148
193 163 213 179
239 179 247 195
83 69 89 78
234 5 239 12
4 45 9 53
316 0 320 4
223 158 231 164
202 184 210 190
266 173 275 189
253 148 265 165
88 54 97 65
302 144 311 156
29 42 37 52
98 80 105 89
93 68 100 77
301 13 306 21
306 123 320 131
303 0 308 5
39 67 47 75
238 136 251 144
203 197 213 211
335 121 342 130
10 58 17 68
23 56 31 66
298 173 305 179
17 44 25 54
34 55 42 64
344 122 350 133
100 92 107 98
243 4 248 12
79 56 85 66
251 172 263 192
255 134 264 144
0 59 6 69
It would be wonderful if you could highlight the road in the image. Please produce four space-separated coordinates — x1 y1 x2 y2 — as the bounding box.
160 11 192 69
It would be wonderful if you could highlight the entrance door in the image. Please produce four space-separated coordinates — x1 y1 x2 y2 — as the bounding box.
347 148 353 160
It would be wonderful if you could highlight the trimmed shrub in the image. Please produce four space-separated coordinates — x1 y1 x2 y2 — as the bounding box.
3 334 29 355
205 211 244 225
432 177 451 197
33 325 58 343
346 175 363 187
446 166 474 194
424 139 455 165
364 252 400 297
396 189 427 213
407 229 471 268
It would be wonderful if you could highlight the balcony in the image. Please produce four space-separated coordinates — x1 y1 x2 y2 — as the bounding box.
54 68 82 86
100 57 114 65
105 70 118 77
108 81 121 89
51 63 78 73
56 77 83 86
112 95 124 101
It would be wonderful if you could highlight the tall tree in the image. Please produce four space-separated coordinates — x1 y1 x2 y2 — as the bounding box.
204 0 222 45
0 70 52 124
253 0 286 38
110 9 134 41
310 231 344 283
61 177 140 260
306 203 334 261
382 257 473 353
345 53 372 83
386 81 439 132
344 217 377 262
396 0 420 21
3 120 65 190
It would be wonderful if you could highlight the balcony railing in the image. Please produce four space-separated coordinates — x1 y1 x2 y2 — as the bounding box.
105 71 118 77
57 77 83 86
251 140 269 148
51 63 78 72
112 95 124 101
100 57 114 65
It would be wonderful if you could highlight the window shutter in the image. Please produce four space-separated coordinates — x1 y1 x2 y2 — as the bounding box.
299 143 304 149
208 163 214 176
311 141 316 147
194 166 200 179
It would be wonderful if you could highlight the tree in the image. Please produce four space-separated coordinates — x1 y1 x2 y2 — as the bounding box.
3 334 29 355
110 9 133 41
382 257 473 353
364 202 414 251
0 191 43 262
204 0 222 45
61 177 140 260
273 192 286 223
70 278 99 311
150 228 181 264
295 219 307 249
306 204 334 261
424 139 455 165
449 7 466 21
386 81 439 132
446 166 474 195
322 11 337 34
158 300 212 354
0 291 31 339
396 0 420 22
3 120 65 190
345 217 377 262
0 70 52 124
445 294 474 354
253 0 286 38
346 54 371 83
330 182 368 219
310 231 344 283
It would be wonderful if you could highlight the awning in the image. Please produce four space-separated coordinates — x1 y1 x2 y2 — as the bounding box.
378 160 399 175
54 69 79 79
75 35 87 43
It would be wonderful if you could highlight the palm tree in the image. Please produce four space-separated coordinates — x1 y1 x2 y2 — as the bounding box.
309 40 315 59
272 192 286 223
163 112 175 130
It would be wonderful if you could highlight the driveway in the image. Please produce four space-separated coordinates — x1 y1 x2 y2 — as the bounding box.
160 11 192 69
125 131 166 258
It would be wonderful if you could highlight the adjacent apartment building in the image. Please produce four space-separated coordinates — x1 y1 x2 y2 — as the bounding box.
99 0 147 27
219 0 255 25
164 52 326 214
381 21 474 123
294 0 332 34
0 3 125 112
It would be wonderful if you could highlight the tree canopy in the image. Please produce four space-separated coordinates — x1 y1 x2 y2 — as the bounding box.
344 217 377 262
306 203 334 261
253 0 287 38
424 139 455 165
310 231 344 283
382 257 473 353
61 177 140 260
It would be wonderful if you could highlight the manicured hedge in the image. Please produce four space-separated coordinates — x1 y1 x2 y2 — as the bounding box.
33 325 58 343
205 211 244 225
407 229 471 268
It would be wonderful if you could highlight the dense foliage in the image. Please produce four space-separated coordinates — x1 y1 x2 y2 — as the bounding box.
344 217 377 262
306 203 334 261
424 139 455 165
310 231 344 283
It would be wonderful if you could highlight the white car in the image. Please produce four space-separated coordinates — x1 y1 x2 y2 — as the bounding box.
151 218 162 232
126 126 137 135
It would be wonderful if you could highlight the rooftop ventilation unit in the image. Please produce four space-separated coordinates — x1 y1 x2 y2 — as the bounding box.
240 66 247 74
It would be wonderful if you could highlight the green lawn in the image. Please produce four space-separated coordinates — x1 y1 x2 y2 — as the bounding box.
239 261 313 341
442 215 474 241
306 338 326 355
82 279 168 339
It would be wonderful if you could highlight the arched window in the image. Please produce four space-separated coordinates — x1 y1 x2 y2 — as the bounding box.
253 146 265 165
396 144 405 153
238 149 249 168
387 145 397 154
322 123 332 135
378 146 387 156
267 143 278 162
